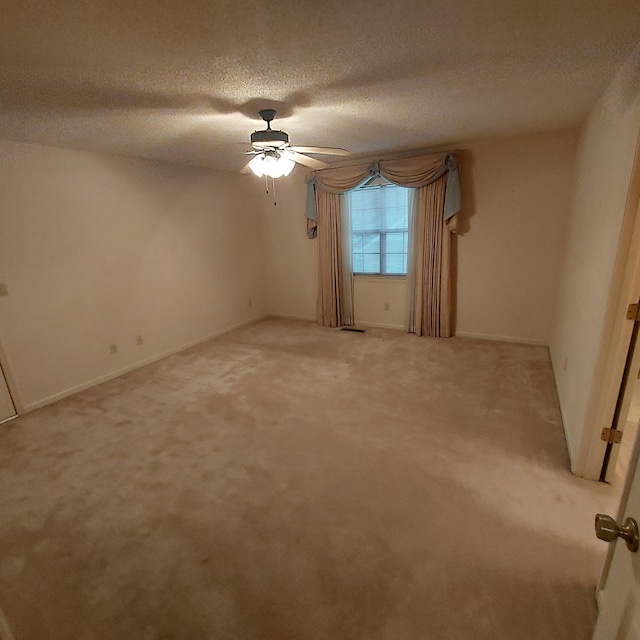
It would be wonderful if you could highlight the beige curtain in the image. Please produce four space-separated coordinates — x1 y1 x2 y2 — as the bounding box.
310 151 460 333
406 176 458 337
312 153 450 193
316 190 354 327
340 193 354 326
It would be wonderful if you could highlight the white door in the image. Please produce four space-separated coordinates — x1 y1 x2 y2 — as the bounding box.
0 363 16 423
603 315 640 483
593 446 640 639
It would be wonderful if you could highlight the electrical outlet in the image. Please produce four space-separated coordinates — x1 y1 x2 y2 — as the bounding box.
136 335 143 345
109 344 118 355
0 283 8 297
384 302 390 311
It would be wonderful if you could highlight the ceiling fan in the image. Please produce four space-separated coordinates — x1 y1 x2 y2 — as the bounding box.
242 109 349 178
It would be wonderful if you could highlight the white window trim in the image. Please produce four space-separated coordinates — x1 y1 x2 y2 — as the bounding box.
350 182 410 277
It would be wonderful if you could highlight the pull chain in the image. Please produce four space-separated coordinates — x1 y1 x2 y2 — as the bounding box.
262 175 277 206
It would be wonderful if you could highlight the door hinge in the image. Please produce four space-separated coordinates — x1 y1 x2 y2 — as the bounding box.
627 303 640 321
601 427 623 444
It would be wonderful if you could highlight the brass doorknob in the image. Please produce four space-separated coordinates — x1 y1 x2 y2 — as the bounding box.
595 514 640 552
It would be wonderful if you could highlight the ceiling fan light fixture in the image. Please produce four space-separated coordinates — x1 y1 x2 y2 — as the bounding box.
251 129 289 150
242 109 349 176
248 153 295 178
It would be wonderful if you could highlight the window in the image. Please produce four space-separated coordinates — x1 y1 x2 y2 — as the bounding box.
349 182 410 275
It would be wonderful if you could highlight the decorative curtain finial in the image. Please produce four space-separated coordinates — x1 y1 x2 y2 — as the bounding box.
368 162 380 177
445 154 457 170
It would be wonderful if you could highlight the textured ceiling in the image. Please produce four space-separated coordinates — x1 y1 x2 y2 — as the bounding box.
1 0 639 172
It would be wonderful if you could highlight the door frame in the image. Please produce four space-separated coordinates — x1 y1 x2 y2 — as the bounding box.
0 357 17 423
0 333 19 420
575 133 640 480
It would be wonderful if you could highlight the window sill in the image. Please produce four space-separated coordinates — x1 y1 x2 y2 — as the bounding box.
354 274 407 282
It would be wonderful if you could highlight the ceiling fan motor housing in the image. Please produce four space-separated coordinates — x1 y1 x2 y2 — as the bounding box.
251 128 289 150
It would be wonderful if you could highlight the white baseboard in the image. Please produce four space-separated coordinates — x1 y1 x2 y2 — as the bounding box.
267 312 316 322
354 327 548 341
455 331 548 347
559 402 575 471
269 315 404 331
20 317 549 413
21 314 267 413
267 314 405 331
354 321 405 331
546 348 576 472
268 317 548 342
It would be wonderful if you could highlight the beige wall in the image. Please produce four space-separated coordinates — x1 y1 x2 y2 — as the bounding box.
0 140 267 411
264 130 578 344
260 168 409 327
550 46 640 469
455 130 578 344
261 168 317 320
0 128 587 417
354 277 406 329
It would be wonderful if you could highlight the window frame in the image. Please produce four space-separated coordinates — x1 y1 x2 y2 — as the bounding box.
349 182 410 278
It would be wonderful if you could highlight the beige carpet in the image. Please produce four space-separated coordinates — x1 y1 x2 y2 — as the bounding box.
0 318 618 639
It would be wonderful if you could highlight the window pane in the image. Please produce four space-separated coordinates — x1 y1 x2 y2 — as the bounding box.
352 211 367 232
385 208 407 230
362 253 380 273
349 184 410 275
386 254 404 274
362 233 380 254
363 210 381 231
360 187 380 208
350 189 364 208
392 185 406 206
386 232 405 253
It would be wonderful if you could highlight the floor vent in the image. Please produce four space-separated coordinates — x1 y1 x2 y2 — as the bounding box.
341 326 366 333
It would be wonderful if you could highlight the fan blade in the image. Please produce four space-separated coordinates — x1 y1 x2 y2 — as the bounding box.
240 159 254 174
286 151 328 170
288 145 350 156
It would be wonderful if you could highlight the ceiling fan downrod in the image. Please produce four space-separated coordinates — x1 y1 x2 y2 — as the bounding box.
258 109 277 130
251 111 289 149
